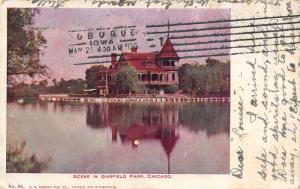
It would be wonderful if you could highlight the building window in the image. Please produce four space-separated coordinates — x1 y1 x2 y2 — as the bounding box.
172 73 175 81
166 74 169 81
170 60 175 66
142 74 148 81
152 74 159 81
163 60 169 66
160 74 163 81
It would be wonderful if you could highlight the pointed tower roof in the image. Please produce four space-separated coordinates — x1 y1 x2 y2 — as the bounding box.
160 136 178 155
158 37 179 59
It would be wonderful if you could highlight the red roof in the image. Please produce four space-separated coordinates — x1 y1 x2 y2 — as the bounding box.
158 38 179 59
111 37 179 72
122 52 159 72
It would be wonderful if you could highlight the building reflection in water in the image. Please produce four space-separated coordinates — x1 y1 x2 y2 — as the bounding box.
86 102 229 174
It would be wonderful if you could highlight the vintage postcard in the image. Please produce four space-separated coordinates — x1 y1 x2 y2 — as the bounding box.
0 0 299 189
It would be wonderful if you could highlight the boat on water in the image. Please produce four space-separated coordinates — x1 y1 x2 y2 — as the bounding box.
17 98 24 104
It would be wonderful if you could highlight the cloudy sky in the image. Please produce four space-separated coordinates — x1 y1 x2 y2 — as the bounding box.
34 8 231 80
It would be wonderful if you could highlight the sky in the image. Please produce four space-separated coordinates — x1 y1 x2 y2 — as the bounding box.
33 8 231 80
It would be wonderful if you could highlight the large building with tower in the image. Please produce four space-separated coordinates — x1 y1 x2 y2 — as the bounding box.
97 37 180 96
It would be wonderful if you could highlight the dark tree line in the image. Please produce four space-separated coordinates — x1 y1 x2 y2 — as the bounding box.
49 78 86 94
179 58 230 97
8 78 86 99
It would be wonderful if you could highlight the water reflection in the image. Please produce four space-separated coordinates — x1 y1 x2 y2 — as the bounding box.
86 102 229 135
86 102 229 173
8 101 229 173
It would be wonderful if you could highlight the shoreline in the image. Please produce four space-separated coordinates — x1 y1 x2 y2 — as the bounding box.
38 94 230 103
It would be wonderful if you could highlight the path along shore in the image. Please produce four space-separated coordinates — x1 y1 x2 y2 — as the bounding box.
38 94 230 103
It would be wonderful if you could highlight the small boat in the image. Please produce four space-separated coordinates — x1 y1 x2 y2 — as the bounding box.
132 140 139 148
17 98 24 104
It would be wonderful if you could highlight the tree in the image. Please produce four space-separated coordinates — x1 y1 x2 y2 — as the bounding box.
65 79 86 93
52 78 57 86
205 57 221 67
47 78 86 94
7 82 40 98
112 66 144 94
38 79 48 87
7 8 48 84
85 65 107 89
179 64 205 96
178 58 230 96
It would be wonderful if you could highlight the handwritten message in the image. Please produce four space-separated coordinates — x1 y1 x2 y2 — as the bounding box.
26 0 292 9
230 1 299 187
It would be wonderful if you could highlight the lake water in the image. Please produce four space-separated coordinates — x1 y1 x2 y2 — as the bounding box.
7 101 230 174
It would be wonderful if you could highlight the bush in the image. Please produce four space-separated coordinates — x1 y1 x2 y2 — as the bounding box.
6 141 50 173
146 88 159 94
164 85 178 94
112 66 145 94
7 84 39 99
